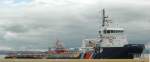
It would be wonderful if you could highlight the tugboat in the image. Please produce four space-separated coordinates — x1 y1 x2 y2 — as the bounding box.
81 9 145 59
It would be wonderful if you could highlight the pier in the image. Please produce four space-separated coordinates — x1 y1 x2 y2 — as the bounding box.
0 58 149 62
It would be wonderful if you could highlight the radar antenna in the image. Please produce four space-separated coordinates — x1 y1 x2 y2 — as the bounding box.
102 9 112 27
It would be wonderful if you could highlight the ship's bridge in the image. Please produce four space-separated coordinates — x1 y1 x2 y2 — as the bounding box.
99 28 124 34
97 27 128 47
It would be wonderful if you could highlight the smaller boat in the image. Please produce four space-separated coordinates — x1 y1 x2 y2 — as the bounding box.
47 40 81 59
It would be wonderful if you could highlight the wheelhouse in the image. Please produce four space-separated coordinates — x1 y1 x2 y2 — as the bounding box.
99 28 124 34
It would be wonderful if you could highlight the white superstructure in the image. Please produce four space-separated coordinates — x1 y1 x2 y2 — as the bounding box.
81 9 128 48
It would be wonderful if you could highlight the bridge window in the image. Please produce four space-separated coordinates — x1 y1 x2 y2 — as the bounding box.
103 30 123 34
107 30 111 33
103 30 107 34
99 31 101 33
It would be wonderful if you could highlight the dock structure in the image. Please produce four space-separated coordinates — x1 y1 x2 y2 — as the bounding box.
0 58 149 62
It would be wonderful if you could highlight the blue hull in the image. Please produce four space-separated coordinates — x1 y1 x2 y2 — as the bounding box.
92 44 145 59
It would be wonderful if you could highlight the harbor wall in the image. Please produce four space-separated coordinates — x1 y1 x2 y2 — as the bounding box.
0 58 148 62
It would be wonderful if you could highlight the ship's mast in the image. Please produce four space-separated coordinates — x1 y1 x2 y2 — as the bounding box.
98 9 107 47
102 9 109 27
102 9 106 27
100 9 107 37
55 39 64 49
98 9 111 47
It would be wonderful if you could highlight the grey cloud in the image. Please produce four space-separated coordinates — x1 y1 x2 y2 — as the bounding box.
4 24 28 33
0 0 150 50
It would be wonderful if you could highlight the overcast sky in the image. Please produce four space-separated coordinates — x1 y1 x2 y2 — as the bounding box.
0 0 150 51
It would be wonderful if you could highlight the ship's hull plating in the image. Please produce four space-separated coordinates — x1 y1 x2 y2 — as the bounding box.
92 44 145 59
